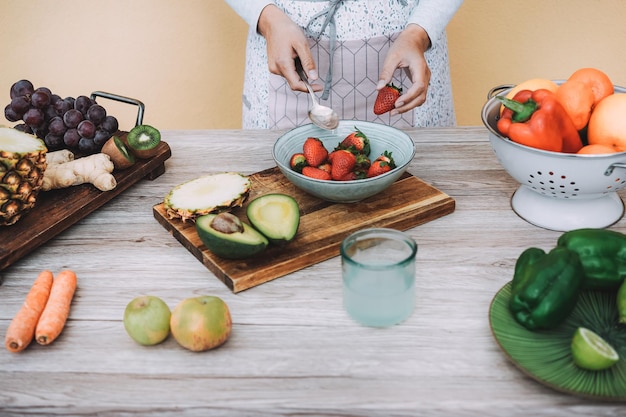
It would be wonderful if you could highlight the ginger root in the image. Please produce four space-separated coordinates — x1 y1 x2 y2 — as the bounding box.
46 149 75 165
42 153 117 192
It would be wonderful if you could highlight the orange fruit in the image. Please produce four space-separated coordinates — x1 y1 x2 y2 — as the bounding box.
556 80 595 130
505 78 559 99
567 67 614 106
577 144 618 155
587 93 626 152
500 78 559 114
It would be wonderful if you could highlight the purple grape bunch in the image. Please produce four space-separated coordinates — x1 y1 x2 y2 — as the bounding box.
4 80 119 154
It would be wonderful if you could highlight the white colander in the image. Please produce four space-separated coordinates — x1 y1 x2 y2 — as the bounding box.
481 84 626 231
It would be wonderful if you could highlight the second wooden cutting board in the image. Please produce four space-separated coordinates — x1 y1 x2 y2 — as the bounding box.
153 166 455 293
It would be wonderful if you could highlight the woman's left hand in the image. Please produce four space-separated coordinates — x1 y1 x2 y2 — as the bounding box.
378 24 432 115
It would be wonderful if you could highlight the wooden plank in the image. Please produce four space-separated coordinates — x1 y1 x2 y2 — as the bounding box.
153 167 455 292
0 137 172 270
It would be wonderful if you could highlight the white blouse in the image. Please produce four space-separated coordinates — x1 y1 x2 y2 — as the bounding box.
224 0 463 129
225 0 462 45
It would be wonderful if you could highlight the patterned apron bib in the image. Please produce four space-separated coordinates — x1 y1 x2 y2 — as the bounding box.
241 0 455 129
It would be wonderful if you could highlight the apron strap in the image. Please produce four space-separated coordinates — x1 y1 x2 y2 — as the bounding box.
303 0 409 100
304 0 342 100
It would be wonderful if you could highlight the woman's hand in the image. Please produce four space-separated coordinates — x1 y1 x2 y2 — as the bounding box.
257 5 322 93
378 24 432 114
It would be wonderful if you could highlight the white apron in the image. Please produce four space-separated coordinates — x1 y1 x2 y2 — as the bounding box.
241 0 456 129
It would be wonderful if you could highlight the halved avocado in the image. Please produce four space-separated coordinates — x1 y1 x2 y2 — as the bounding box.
246 193 300 244
196 212 268 259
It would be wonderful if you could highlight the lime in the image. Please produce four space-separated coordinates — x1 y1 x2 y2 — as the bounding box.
571 327 619 371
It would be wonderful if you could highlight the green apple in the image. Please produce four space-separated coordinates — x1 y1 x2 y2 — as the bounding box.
170 295 232 352
123 295 171 346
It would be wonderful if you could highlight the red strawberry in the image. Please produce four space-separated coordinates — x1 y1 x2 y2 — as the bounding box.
376 151 396 167
317 162 332 174
373 83 402 115
336 171 358 181
303 137 328 167
335 127 370 156
328 149 357 181
289 152 307 173
366 151 396 178
366 160 391 178
302 166 332 180
355 153 371 168
353 154 371 178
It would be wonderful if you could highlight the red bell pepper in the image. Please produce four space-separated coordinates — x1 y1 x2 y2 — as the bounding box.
497 89 583 153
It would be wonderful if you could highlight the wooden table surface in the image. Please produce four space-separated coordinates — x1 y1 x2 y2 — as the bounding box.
1 127 625 416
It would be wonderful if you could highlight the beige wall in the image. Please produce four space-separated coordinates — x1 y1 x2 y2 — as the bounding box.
2 1 626 130
0 0 248 131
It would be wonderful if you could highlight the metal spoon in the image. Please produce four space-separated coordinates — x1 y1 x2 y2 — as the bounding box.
295 58 339 130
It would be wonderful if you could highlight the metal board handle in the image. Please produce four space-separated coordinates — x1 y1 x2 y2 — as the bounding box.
90 91 145 127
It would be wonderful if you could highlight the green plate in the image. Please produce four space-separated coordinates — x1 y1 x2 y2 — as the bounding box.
489 282 626 400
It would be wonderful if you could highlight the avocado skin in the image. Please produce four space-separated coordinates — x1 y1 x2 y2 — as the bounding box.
246 194 300 244
196 214 268 259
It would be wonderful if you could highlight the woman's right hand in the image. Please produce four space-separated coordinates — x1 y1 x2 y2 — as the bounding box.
257 5 322 93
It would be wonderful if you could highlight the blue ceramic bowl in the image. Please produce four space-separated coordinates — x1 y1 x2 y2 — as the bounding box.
272 121 416 203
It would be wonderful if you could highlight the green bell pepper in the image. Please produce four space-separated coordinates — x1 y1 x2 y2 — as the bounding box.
618 279 626 324
557 228 626 290
510 246 584 330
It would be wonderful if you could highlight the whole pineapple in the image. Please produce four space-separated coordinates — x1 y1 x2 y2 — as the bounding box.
0 127 47 226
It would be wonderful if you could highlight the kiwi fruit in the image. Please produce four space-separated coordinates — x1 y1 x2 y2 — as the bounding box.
102 136 136 170
126 124 161 159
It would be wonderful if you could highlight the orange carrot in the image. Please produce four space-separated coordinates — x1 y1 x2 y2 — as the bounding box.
5 270 54 353
35 270 77 346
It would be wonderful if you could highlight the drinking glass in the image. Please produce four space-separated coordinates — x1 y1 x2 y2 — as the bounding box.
340 228 417 327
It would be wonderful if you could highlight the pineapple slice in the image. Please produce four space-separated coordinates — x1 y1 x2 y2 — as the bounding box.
164 172 251 222
0 127 47 226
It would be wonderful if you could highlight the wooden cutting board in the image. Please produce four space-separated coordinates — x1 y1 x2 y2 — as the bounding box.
0 139 172 271
153 167 455 293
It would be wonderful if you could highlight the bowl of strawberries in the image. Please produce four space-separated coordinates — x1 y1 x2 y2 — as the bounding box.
272 120 416 203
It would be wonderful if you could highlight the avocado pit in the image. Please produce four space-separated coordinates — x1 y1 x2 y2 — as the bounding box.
211 212 244 234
